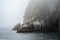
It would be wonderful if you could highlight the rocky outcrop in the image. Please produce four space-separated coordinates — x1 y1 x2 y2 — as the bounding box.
12 23 21 30
13 0 60 32
17 20 42 32
17 17 59 33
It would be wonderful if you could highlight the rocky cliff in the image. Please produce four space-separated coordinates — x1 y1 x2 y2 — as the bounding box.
13 0 60 32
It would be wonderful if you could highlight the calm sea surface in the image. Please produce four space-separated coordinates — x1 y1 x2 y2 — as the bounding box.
0 28 60 40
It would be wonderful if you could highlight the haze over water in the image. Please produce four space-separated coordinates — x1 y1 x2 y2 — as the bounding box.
0 0 60 40
0 28 60 40
0 0 30 29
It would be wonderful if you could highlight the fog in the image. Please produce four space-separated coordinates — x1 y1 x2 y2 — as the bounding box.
24 0 58 22
23 0 60 29
0 0 60 29
0 0 30 29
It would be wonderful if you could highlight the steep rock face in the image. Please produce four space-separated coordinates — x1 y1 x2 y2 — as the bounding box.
17 17 59 32
17 0 60 32
24 0 60 29
23 0 58 22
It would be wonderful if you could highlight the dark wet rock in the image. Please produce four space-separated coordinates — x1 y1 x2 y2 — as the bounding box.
12 23 21 30
17 20 37 32
17 27 33 33
17 18 59 32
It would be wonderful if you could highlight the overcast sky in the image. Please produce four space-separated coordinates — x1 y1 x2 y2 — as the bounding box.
0 0 30 28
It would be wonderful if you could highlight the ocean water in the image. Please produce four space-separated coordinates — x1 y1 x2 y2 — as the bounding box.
0 28 60 40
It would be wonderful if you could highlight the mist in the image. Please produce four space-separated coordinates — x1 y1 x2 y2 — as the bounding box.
0 0 30 29
23 0 59 24
0 0 60 29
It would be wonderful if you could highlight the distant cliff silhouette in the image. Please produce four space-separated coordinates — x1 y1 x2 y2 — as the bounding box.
13 0 60 33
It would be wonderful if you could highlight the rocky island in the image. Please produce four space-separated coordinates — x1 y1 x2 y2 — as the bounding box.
13 0 60 33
